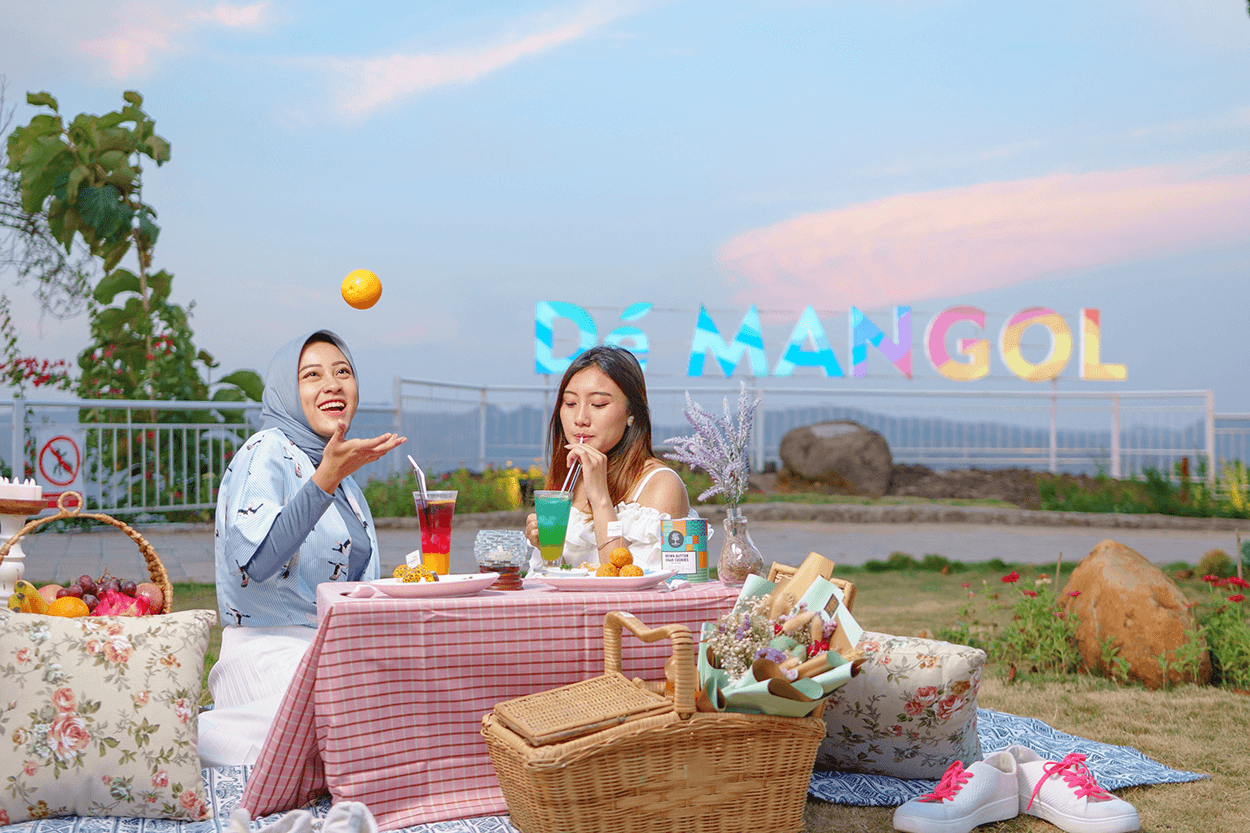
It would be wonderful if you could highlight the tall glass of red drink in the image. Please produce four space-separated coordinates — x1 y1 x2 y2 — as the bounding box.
413 490 457 574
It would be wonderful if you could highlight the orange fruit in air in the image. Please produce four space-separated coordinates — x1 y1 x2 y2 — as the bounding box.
47 596 90 618
608 547 633 568
341 269 382 309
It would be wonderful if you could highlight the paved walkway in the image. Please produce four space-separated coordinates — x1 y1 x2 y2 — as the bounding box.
12 507 1244 585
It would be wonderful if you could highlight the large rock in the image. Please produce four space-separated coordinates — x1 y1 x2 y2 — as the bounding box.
1062 539 1211 689
778 421 892 499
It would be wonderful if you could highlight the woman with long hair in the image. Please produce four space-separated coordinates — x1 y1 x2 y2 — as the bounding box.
525 344 692 570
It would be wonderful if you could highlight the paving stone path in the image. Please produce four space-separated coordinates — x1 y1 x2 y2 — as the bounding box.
14 504 1243 585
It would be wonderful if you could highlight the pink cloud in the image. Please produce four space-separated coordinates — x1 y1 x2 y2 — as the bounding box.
717 165 1250 311
329 2 636 117
191 2 269 28
76 1 269 79
77 6 183 79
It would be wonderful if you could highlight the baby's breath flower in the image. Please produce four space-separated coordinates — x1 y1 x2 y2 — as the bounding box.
705 594 819 681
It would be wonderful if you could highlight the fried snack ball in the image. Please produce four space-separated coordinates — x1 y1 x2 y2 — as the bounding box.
595 563 620 577
619 564 644 577
608 547 633 568
403 564 439 583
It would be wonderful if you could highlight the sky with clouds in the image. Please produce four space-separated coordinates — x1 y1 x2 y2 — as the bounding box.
2 0 1249 409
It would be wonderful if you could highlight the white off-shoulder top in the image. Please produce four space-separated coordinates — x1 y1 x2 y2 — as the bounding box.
528 466 700 572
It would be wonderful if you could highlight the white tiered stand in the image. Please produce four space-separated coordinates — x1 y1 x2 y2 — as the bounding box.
0 498 46 605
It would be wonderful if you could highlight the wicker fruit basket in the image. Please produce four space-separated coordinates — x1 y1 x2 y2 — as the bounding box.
481 610 826 833
0 491 174 614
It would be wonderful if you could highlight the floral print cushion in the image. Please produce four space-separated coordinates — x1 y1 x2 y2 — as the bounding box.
815 630 986 780
0 609 217 825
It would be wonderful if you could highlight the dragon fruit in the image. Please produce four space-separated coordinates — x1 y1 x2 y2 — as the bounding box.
92 588 152 617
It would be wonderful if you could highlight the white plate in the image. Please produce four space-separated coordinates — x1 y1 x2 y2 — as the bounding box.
530 569 676 592
532 566 591 578
369 573 500 598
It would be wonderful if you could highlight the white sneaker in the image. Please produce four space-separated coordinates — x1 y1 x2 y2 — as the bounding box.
1005 745 1141 833
893 750 1020 833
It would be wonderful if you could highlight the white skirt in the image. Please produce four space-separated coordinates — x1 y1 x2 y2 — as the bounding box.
197 624 316 767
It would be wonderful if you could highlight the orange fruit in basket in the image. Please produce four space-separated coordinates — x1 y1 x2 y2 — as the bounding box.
341 269 382 309
608 547 633 568
47 596 90 618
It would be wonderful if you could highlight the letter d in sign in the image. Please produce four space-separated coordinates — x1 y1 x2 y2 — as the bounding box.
535 302 597 375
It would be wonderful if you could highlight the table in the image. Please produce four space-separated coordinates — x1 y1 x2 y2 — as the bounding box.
240 579 739 830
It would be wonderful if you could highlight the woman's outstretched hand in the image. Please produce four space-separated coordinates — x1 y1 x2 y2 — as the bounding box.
313 422 407 494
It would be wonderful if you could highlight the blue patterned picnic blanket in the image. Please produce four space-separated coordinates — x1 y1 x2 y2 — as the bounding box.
807 707 1207 806
1 709 1205 833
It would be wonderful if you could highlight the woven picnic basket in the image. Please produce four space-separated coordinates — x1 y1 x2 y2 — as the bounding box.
0 491 174 613
481 610 826 833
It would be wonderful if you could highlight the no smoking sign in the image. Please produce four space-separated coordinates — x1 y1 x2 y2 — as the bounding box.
35 430 85 495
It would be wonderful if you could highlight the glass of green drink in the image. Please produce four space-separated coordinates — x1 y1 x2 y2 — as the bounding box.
534 489 572 566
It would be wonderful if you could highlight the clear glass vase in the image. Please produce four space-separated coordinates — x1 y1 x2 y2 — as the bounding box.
719 506 764 587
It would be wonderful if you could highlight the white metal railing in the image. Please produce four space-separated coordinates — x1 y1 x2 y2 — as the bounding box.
397 380 1223 486
1 386 1241 516
1216 413 1250 473
1 397 399 515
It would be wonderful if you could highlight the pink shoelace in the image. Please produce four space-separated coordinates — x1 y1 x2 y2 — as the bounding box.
1026 753 1115 811
917 761 972 803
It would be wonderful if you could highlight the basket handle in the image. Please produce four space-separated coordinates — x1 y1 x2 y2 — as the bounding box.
0 491 174 614
603 611 697 719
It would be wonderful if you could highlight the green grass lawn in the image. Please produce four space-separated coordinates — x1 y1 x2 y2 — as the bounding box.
171 582 220 707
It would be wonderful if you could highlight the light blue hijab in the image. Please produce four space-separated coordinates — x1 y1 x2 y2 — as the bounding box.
260 329 355 465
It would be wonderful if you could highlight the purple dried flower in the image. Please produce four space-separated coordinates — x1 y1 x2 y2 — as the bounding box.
755 646 787 664
664 382 761 508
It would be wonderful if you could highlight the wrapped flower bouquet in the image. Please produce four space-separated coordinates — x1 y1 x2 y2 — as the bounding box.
697 553 866 717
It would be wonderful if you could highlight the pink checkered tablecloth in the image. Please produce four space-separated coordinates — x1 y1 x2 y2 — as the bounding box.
240 579 738 831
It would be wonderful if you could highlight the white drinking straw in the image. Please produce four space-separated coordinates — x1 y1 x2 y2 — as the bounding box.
407 454 429 505
560 461 580 493
560 438 584 493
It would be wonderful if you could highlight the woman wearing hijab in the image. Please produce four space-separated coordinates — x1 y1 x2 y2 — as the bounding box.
198 330 405 767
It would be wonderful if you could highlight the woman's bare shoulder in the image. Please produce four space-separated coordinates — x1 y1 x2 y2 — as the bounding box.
632 461 689 514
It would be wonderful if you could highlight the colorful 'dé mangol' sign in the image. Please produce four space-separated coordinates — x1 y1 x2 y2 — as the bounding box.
536 302 1126 382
